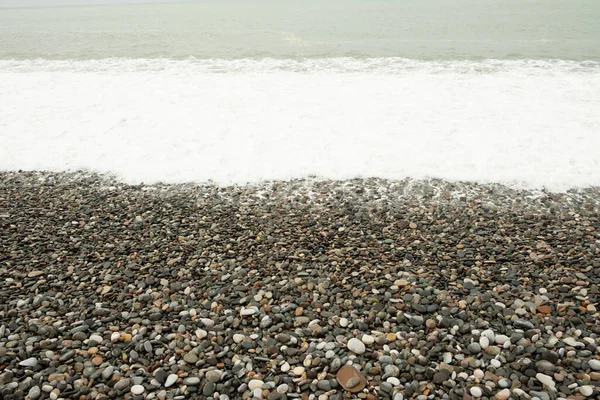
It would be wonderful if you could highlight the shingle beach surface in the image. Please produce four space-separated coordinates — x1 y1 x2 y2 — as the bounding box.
1 172 599 400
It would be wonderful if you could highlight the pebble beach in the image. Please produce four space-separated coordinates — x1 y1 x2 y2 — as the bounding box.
0 171 599 400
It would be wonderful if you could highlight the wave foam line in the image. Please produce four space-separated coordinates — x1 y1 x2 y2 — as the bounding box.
1 58 599 191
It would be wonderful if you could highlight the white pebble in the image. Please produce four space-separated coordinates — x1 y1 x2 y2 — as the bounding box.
536 373 555 389
280 362 290 372
589 360 600 371
361 335 374 345
131 385 145 395
19 357 38 368
473 369 484 379
233 334 245 343
240 307 257 316
457 372 469 380
248 379 264 390
195 329 207 339
443 352 452 364
470 386 483 398
580 385 594 397
480 336 490 349
347 338 366 355
253 388 263 399
277 384 289 393
481 329 495 342
339 318 349 327
490 359 501 368
386 377 400 386
164 374 178 388
495 335 509 345
89 334 103 343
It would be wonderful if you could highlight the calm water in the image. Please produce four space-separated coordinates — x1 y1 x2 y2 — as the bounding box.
1 0 599 60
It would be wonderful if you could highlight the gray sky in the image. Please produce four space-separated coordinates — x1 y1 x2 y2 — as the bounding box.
0 0 195 7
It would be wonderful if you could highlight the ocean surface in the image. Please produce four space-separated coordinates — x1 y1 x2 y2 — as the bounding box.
1 0 599 191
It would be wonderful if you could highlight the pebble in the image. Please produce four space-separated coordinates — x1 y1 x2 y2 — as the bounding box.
248 380 264 390
115 379 131 391
347 338 366 354
277 384 288 393
346 377 361 389
164 374 178 388
183 352 198 364
580 385 594 397
387 377 400 386
206 370 223 382
3 173 600 400
19 357 38 368
495 335 509 345
477 335 490 350
470 386 483 398
292 366 305 376
28 386 41 400
233 334 245 343
89 334 103 343
183 377 200 385
536 373 555 389
131 385 145 395
589 360 600 371
362 335 374 345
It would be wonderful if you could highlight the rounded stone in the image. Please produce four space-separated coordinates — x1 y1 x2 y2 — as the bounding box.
589 360 600 371
580 386 594 397
248 380 264 390
131 385 145 395
347 338 366 355
164 374 178 388
470 386 483 398
205 370 222 383
362 335 374 345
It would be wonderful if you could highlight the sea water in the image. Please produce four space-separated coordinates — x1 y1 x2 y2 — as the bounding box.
1 0 599 191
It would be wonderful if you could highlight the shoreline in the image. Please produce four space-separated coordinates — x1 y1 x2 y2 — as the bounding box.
1 171 599 400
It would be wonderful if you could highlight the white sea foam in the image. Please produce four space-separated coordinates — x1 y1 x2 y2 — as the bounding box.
1 58 599 191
